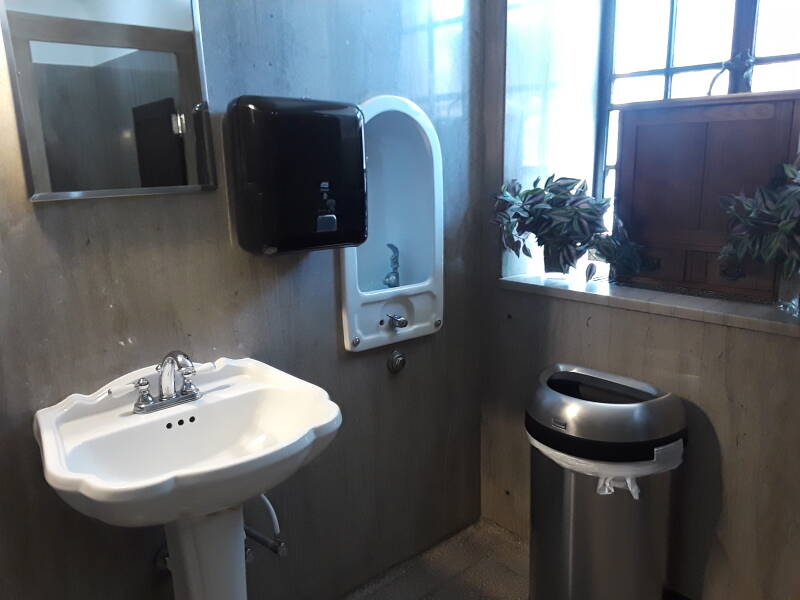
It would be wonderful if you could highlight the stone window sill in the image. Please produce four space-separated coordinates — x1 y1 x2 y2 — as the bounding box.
500 274 800 339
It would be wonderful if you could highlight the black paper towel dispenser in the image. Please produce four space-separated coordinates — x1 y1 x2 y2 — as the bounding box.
226 96 368 255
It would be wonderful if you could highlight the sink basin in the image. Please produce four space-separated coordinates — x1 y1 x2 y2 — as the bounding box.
34 357 342 527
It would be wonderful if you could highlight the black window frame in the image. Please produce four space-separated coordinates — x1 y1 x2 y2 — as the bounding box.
592 0 800 201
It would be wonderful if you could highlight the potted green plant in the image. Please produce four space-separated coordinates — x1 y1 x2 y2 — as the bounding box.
719 161 800 316
590 218 658 279
494 176 609 273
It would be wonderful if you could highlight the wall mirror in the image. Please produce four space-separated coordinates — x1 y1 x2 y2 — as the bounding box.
0 0 215 202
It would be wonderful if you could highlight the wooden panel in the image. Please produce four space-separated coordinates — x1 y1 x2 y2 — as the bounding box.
637 246 687 283
616 93 800 301
685 251 708 283
616 89 800 112
630 122 707 233
699 101 794 233
638 229 726 251
631 101 777 125
706 255 775 292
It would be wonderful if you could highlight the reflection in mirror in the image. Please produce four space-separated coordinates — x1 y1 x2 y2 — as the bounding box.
1 0 215 201
32 43 184 191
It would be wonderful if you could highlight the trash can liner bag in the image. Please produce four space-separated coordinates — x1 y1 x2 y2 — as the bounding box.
596 476 640 499
528 436 684 500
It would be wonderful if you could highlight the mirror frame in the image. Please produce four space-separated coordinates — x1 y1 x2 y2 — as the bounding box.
0 0 216 202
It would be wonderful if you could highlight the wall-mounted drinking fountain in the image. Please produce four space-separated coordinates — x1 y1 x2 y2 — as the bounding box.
340 95 444 352
33 354 342 600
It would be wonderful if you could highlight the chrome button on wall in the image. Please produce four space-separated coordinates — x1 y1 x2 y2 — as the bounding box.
386 314 408 328
387 350 407 373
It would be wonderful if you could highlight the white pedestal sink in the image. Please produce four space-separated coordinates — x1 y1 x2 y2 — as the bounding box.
33 357 342 600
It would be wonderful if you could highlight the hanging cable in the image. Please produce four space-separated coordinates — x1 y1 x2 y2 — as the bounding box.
244 494 287 557
259 494 280 536
708 51 755 96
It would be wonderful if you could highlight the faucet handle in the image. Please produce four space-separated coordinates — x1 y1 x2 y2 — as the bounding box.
180 365 199 395
133 378 155 413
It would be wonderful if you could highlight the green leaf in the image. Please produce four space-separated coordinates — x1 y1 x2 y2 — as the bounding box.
494 173 620 267
586 262 597 281
554 177 580 189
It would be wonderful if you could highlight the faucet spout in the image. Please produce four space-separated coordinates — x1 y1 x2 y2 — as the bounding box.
157 350 197 400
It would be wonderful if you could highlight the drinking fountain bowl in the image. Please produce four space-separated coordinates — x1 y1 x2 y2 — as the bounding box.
33 356 341 600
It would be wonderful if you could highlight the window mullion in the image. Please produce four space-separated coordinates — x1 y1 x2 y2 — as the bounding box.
756 52 800 66
729 0 758 92
592 0 616 199
664 0 678 99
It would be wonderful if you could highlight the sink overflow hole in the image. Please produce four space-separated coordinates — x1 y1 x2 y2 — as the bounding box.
166 417 195 430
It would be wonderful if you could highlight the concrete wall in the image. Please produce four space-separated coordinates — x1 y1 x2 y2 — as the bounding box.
480 286 800 600
0 1 482 598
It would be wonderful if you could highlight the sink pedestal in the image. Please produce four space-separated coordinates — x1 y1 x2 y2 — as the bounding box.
165 506 247 600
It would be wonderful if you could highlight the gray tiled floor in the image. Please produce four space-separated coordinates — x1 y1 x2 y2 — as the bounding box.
343 521 528 600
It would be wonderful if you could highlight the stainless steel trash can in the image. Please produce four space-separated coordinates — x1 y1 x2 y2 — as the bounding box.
526 364 686 600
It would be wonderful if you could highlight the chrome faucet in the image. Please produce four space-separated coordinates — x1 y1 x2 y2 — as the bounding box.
133 350 201 414
158 350 198 399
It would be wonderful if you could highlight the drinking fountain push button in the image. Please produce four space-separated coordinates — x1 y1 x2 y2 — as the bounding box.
386 314 408 328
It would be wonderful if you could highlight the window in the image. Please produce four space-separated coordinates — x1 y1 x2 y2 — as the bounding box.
596 0 800 209
503 0 603 280
505 0 600 186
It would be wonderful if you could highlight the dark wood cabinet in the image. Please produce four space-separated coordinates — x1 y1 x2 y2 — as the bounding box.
615 91 800 301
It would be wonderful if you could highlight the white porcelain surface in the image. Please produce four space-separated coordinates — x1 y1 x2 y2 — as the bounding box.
34 357 341 527
340 95 444 351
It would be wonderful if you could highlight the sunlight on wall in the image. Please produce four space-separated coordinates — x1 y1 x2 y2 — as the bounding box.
399 0 466 120
503 0 602 278
432 0 464 21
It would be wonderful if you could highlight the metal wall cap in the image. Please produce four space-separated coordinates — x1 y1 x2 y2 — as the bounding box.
528 363 686 444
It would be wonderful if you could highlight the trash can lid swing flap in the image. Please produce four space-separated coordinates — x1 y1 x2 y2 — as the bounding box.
526 364 687 464
526 364 687 499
